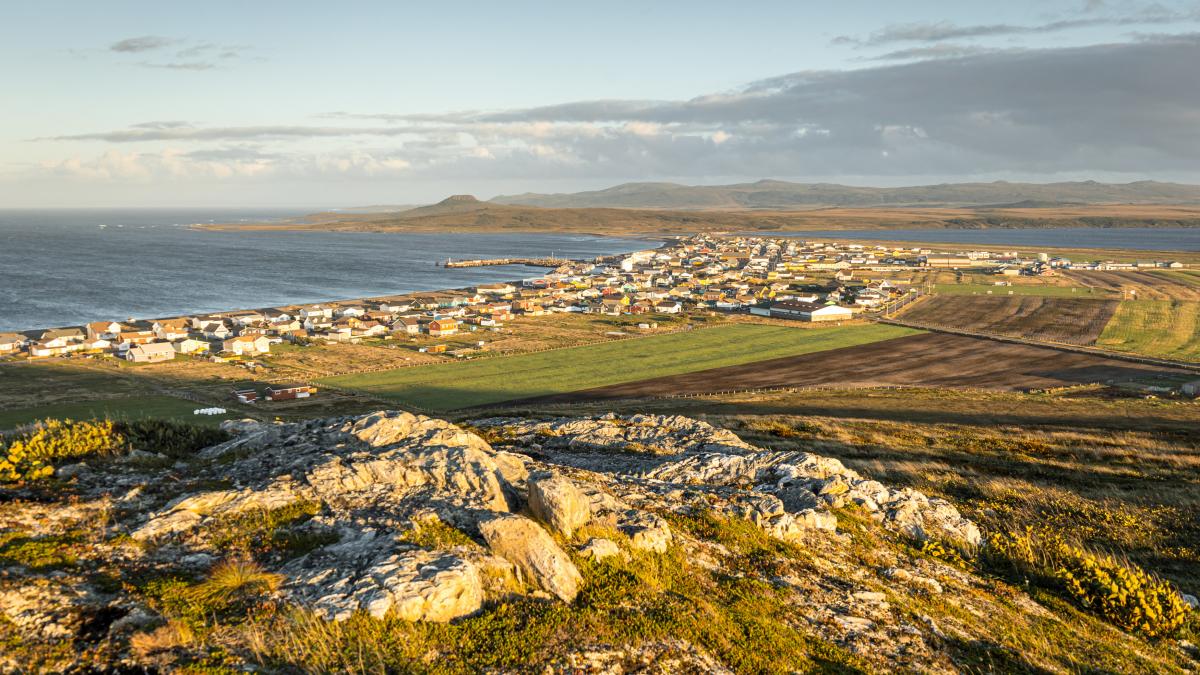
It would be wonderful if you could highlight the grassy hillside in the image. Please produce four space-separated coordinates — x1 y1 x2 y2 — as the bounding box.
491 179 1200 210
1097 300 1200 362
320 323 919 410
202 199 1200 237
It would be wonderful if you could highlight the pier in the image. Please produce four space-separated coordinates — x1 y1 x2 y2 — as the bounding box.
439 257 574 268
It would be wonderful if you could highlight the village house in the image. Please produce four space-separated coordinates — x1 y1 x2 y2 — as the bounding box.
769 301 854 322
153 319 190 341
222 335 271 356
0 333 27 353
427 318 459 337
172 338 210 354
86 321 123 341
126 342 176 363
266 384 315 401
200 322 233 340
116 330 157 350
40 327 85 344
390 318 420 335
81 337 112 352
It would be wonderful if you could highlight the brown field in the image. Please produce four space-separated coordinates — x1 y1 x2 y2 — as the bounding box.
506 332 1191 406
1065 269 1200 300
898 295 1118 344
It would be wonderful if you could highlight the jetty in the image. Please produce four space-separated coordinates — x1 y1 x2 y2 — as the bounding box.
439 257 574 268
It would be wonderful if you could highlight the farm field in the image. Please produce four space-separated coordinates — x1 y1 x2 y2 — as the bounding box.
899 296 1119 345
1065 270 1200 301
1097 301 1200 362
320 323 919 410
932 283 1113 298
510 332 1192 406
0 395 232 431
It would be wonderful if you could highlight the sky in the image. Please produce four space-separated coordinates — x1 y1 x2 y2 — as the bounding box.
2 0 1200 208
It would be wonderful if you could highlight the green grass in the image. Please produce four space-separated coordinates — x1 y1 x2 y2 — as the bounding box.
934 283 1114 298
0 395 234 431
1096 300 1200 362
1150 270 1200 288
320 323 920 410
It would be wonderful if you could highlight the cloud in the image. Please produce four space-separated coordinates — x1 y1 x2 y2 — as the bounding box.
109 36 177 53
107 36 255 70
138 61 219 71
834 4 1200 46
33 34 1200 183
864 44 999 61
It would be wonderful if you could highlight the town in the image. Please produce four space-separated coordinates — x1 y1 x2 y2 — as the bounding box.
0 234 1188 370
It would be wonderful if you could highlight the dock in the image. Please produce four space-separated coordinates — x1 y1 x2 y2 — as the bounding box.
439 257 574 268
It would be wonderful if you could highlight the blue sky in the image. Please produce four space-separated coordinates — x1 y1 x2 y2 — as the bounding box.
3 1 1200 207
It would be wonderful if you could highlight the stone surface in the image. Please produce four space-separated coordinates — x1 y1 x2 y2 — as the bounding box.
579 537 622 561
528 474 592 538
479 514 582 602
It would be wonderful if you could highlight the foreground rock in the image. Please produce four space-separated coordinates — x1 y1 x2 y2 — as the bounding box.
1 409 1011 673
474 414 981 548
479 515 582 602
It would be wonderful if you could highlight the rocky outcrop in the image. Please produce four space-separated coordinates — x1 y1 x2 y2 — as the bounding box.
280 528 483 622
479 515 582 602
528 473 591 538
2 409 995 672
474 414 981 548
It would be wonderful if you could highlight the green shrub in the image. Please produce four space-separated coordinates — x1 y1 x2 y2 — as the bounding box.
143 559 282 630
0 418 227 483
0 419 125 482
118 419 228 459
985 527 1191 638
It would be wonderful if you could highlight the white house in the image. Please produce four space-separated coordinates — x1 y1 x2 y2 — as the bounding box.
173 338 210 354
126 342 176 363
0 333 27 353
86 321 122 341
222 335 272 356
200 322 232 340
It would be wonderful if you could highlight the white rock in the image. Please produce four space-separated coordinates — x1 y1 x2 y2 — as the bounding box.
528 474 591 538
480 515 582 602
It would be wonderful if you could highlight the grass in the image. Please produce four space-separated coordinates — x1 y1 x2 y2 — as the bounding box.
0 395 234 431
319 323 920 410
1097 300 1200 362
249 526 871 674
933 283 1114 298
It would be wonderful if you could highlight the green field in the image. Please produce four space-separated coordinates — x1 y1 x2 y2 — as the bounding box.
0 395 235 431
933 283 1114 298
1150 270 1200 287
319 323 920 411
1096 300 1200 362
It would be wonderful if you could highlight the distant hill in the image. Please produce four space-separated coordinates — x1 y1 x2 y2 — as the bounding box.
491 180 1200 209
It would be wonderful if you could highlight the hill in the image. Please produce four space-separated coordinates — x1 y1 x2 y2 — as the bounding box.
204 200 1200 237
491 179 1200 210
2 410 1197 672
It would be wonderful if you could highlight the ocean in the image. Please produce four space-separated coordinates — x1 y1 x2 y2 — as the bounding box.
0 209 649 333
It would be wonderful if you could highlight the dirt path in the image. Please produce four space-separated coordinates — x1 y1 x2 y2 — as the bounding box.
509 333 1192 405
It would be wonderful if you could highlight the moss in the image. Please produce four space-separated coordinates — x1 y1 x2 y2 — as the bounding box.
399 515 480 551
0 532 83 571
205 500 335 560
